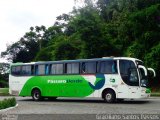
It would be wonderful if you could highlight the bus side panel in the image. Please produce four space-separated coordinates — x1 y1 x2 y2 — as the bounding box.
19 74 107 97
19 75 95 97
99 74 129 99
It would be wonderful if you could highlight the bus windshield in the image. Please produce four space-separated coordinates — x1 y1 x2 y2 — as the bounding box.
119 60 139 86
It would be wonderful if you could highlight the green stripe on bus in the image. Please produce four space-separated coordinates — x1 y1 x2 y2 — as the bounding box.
19 75 96 97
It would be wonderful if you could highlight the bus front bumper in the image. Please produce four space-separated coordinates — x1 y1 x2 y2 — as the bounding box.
140 93 150 98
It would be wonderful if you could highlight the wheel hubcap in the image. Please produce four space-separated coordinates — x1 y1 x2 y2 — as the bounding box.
34 92 39 99
106 93 112 101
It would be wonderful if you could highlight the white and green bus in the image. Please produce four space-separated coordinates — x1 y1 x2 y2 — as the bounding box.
9 57 156 103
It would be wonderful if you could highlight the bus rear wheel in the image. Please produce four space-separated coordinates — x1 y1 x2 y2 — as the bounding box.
32 89 42 101
103 90 116 103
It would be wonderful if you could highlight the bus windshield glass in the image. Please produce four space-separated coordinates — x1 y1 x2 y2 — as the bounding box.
119 60 139 86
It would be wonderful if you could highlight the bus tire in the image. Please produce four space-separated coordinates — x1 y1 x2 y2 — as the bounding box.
103 90 116 103
32 89 43 101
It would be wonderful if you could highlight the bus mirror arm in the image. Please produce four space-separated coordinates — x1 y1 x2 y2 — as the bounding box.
138 65 147 76
147 68 156 77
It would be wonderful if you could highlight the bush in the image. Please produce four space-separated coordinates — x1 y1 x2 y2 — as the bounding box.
0 97 16 110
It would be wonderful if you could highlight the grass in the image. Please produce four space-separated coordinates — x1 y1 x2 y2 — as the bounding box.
151 93 160 97
150 87 160 97
0 88 9 96
0 97 16 110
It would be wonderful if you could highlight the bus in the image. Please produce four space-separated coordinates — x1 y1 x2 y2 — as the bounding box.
9 57 156 103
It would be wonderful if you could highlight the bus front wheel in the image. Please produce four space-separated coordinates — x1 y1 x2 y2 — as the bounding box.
104 90 116 103
32 89 42 101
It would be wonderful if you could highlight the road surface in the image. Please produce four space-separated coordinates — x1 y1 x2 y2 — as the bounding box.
0 96 160 120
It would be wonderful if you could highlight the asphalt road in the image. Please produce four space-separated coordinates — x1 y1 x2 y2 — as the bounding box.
0 96 160 120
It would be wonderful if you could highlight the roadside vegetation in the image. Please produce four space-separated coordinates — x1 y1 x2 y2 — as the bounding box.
0 97 16 110
0 88 9 96
0 63 9 90
151 87 160 96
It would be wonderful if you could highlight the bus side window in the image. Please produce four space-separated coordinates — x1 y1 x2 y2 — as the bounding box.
81 62 96 74
31 65 34 75
51 64 63 74
56 64 63 74
100 60 117 74
45 64 49 75
49 64 52 74
72 63 79 74
11 67 16 75
81 63 86 73
112 61 117 73
21 65 32 75
51 64 56 74
66 63 79 74
66 63 72 74
12 66 21 76
38 65 45 75
35 65 38 75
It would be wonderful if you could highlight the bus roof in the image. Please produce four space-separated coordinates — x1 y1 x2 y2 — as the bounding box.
10 57 142 66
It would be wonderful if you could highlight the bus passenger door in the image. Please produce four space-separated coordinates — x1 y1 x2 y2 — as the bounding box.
119 60 140 99
127 68 140 98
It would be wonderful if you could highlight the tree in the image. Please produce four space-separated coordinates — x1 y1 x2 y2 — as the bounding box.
0 63 10 87
145 43 160 86
34 45 54 61
54 41 80 60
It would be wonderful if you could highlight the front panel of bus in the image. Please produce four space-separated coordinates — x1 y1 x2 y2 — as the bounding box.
118 59 150 99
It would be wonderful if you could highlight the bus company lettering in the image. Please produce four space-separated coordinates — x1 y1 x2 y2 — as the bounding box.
48 80 66 84
48 79 82 84
67 79 82 83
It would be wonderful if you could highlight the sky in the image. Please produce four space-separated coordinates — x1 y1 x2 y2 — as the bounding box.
0 0 76 62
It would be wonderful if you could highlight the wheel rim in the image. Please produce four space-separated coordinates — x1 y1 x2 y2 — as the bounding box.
106 93 112 101
33 91 40 100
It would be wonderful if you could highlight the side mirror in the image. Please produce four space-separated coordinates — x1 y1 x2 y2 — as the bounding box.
138 65 147 76
147 68 156 77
